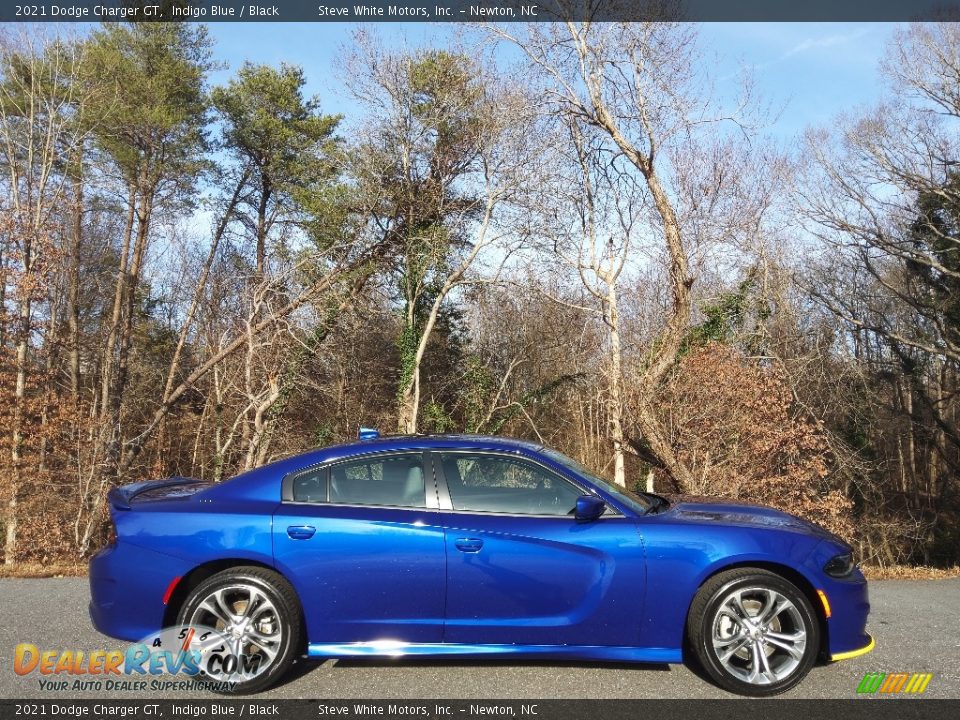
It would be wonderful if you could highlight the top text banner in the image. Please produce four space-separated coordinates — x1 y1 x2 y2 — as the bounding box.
2 0 959 23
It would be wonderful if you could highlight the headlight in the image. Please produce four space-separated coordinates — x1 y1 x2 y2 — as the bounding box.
824 552 855 577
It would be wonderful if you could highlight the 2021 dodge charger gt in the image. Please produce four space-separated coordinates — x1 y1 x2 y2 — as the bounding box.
89 432 873 695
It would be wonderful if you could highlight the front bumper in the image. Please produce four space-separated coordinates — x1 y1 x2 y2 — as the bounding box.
805 541 872 659
831 633 875 661
820 569 872 658
89 541 192 642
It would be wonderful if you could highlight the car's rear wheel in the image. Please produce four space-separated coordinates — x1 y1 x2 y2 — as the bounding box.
686 568 820 696
177 566 302 694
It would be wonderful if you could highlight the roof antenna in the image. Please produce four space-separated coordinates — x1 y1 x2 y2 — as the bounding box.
358 427 380 440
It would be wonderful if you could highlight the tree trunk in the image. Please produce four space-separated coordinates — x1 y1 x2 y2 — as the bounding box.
397 380 418 435
83 180 150 548
255 176 271 278
68 171 83 402
38 295 60 473
98 188 137 424
397 295 419 434
634 405 696 494
6 282 31 565
116 194 153 431
3 495 16 566
0 247 5 347
606 285 626 488
243 382 281 471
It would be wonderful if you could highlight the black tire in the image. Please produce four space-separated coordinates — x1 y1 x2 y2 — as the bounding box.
177 566 303 695
686 568 820 697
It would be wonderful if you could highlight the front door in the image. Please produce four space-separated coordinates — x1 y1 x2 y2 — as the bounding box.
435 451 646 647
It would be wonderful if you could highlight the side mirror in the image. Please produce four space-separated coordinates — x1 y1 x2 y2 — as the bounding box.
575 494 606 523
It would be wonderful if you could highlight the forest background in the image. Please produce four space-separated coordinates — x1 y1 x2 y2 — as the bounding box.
1 19 958 573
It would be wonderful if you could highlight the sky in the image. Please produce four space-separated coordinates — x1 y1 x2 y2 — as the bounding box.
151 21 901 326
204 21 901 142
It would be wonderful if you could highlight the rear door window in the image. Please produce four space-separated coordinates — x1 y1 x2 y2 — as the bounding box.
328 453 427 508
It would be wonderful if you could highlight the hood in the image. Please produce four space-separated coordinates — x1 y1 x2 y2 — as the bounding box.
659 493 839 541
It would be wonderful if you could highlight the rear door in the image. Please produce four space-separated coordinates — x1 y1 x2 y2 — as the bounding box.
434 451 646 647
272 451 446 644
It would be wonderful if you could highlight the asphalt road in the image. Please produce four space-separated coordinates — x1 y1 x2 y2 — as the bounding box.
0 577 957 700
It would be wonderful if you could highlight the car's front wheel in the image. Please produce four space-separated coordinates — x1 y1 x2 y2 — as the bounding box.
177 566 302 694
687 568 820 696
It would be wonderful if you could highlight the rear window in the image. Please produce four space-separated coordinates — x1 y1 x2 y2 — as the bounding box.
290 453 427 508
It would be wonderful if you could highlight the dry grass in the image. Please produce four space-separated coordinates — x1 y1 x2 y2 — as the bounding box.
0 562 87 579
861 564 960 580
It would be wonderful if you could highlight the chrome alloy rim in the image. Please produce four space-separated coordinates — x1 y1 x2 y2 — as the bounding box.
188 583 283 682
711 586 807 685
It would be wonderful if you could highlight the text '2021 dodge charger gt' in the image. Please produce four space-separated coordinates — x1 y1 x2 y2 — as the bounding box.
90 432 872 695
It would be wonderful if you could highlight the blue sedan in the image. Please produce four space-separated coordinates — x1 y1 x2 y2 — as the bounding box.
89 432 873 695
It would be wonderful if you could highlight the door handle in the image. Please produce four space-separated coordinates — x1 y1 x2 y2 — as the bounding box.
287 525 316 540
454 537 483 553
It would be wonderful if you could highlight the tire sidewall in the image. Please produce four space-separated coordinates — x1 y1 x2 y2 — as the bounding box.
697 573 820 696
177 570 299 694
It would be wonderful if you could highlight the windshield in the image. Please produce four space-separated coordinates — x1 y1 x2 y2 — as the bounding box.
541 448 653 514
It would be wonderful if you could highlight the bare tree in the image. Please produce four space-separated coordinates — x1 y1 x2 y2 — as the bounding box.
0 28 92 562
536 118 644 487
796 22 960 539
801 24 960 365
496 22 763 491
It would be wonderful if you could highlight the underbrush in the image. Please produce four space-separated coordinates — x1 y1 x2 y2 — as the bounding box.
0 562 87 578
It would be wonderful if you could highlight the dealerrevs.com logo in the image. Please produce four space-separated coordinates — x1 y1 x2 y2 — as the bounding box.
857 672 934 695
13 625 263 692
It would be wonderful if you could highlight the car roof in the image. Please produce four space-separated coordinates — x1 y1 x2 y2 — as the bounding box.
331 433 546 453
298 433 549 465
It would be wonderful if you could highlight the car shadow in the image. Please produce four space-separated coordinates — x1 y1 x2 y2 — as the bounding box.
266 656 327 690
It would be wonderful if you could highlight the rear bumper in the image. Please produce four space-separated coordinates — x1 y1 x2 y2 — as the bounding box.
89 541 193 642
